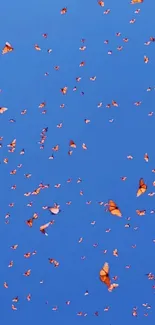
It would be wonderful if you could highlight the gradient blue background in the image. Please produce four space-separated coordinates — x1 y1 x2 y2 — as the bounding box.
0 0 155 323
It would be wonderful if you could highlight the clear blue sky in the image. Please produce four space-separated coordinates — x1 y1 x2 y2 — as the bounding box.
0 0 155 324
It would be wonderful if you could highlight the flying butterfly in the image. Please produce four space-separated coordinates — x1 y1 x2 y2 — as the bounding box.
130 0 143 3
61 7 67 14
40 221 54 235
99 262 111 288
0 107 8 114
136 178 147 197
136 209 146 216
98 1 104 6
60 87 68 94
26 218 33 227
108 200 122 217
144 153 149 162
2 42 14 54
69 140 76 148
48 204 60 215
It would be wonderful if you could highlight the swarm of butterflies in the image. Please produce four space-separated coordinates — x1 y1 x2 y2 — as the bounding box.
1 0 148 287
2 0 155 319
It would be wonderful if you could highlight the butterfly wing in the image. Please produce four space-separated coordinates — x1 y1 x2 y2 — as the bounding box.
139 178 144 187
112 208 122 217
137 188 142 197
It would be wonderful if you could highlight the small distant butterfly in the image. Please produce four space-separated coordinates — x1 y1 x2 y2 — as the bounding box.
2 42 14 54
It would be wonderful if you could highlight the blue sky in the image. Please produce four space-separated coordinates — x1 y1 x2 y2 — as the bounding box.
0 0 155 324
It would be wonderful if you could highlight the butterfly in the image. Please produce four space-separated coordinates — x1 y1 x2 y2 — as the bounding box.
98 1 104 6
26 213 38 227
60 87 68 94
108 200 122 217
48 258 59 267
0 107 8 114
40 221 54 235
7 139 16 148
34 44 41 51
26 218 33 227
48 204 60 215
136 178 147 197
144 153 149 162
23 269 31 276
136 209 146 216
69 140 76 148
61 7 67 14
12 297 19 303
130 0 143 3
144 56 149 64
2 42 14 54
99 262 111 288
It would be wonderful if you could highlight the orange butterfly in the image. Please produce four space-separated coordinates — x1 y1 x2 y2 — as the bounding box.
27 294 31 301
26 218 33 227
33 213 38 219
48 204 60 215
0 107 8 114
12 297 19 302
31 188 41 195
61 7 67 14
4 282 8 288
52 145 59 151
84 119 90 124
82 143 87 150
136 209 146 216
144 153 149 162
48 258 59 267
136 178 147 197
131 0 143 3
34 44 41 51
108 200 122 217
99 262 111 288
42 33 48 38
24 252 31 258
40 221 54 235
7 139 16 148
23 269 31 276
69 140 76 148
60 87 68 94
144 56 149 63
39 102 46 108
2 42 14 54
98 1 104 6
11 244 18 250
112 100 118 107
